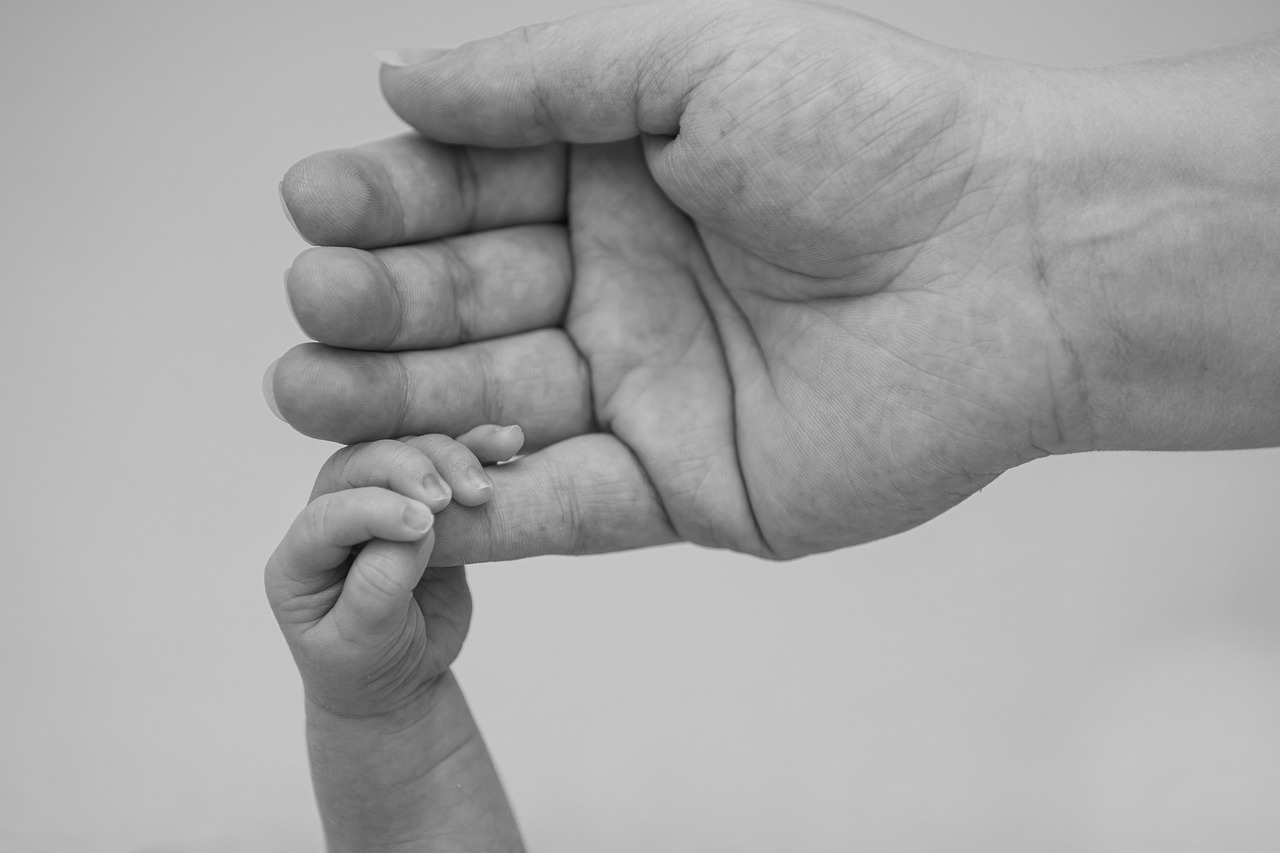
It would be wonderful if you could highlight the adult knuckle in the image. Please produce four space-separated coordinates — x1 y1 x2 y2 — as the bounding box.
439 238 476 343
514 23 558 136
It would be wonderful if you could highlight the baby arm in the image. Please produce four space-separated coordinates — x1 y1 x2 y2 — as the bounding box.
265 426 526 852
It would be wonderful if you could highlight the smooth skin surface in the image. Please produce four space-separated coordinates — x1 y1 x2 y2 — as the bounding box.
267 0 1280 563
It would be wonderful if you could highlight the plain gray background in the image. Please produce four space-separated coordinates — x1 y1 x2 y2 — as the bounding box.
3 1 1280 850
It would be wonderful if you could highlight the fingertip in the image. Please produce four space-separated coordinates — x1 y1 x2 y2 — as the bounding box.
419 472 452 511
287 247 399 348
401 499 434 536
281 150 401 248
497 424 525 457
375 47 453 68
440 463 493 509
270 343 405 443
455 423 525 463
262 358 285 422
278 181 301 236
397 433 492 507
464 467 494 500
415 526 437 565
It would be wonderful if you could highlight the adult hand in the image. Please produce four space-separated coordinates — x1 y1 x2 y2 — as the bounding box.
266 0 1280 561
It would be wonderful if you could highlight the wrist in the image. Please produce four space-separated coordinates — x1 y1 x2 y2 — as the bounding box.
1025 44 1280 452
304 669 451 740
305 671 523 852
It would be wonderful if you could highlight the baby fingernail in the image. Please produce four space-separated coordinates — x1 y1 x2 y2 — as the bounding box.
466 468 493 492
374 48 452 67
421 473 451 504
403 503 433 533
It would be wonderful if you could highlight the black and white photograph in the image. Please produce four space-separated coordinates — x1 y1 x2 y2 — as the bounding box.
3 1 1280 849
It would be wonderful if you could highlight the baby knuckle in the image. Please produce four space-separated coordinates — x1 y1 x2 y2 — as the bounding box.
322 444 358 482
365 438 408 465
443 447 478 476
304 493 337 542
353 546 414 600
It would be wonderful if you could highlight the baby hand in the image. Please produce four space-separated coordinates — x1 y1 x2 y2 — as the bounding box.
265 425 523 721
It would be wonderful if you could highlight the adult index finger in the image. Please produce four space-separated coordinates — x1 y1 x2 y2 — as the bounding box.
280 134 566 249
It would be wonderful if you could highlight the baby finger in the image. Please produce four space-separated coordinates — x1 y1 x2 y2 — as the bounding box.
311 439 452 511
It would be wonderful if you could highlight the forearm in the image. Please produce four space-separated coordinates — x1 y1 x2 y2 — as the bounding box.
1029 35 1280 452
306 671 524 853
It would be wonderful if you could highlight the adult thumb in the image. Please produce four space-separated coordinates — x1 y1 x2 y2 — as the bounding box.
376 1 730 146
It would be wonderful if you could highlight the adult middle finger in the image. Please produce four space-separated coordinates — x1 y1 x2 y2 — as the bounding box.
286 224 572 350
264 329 594 449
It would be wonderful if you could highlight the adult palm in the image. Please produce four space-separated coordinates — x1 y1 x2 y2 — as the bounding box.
268 0 1082 561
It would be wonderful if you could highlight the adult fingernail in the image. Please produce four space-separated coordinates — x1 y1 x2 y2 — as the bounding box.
403 502 434 534
283 268 309 337
261 358 285 422
466 468 493 492
278 182 300 235
421 473 451 505
374 48 452 67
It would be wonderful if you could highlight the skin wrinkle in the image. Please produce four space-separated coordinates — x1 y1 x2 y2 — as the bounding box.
687 281 780 556
643 7 739 133
698 28 798 140
817 134 970 282
771 99 873 227
556 149 601 442
450 144 482 237
391 352 415 441
680 306 778 550
568 137 774 554
863 90 973 189
672 234 779 555
472 340 502 429
439 238 476 346
1023 148 1096 454
363 150 407 247
277 2 1280 568
370 252 408 351
522 22 574 140
602 314 710 418
803 295 1012 451
306 677 460 740
841 120 974 245
325 444 360 497
349 548 415 605
701 241 778 390
277 584 343 628
590 261 760 549
267 56 1280 853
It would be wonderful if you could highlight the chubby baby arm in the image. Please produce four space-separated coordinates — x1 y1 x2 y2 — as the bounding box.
265 425 526 852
